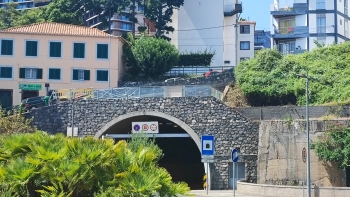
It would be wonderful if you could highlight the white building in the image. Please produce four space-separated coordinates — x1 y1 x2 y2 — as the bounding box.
237 21 256 62
271 0 350 54
168 0 256 67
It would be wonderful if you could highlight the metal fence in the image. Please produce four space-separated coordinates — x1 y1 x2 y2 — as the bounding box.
51 85 224 101
165 66 235 77
94 86 223 100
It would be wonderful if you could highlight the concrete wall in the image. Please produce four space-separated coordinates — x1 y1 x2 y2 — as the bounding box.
25 96 259 190
258 120 349 187
237 180 350 197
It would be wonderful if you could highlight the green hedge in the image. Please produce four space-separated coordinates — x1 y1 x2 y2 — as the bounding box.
178 50 215 67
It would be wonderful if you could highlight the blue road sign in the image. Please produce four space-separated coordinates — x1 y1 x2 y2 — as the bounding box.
201 135 215 157
232 148 239 163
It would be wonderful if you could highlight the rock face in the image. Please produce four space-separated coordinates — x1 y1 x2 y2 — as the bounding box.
25 96 258 189
258 120 349 187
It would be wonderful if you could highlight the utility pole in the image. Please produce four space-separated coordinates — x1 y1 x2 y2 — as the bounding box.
132 0 136 36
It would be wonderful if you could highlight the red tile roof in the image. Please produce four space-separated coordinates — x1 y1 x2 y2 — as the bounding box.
0 22 121 39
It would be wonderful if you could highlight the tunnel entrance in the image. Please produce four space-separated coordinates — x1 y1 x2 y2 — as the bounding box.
101 115 204 190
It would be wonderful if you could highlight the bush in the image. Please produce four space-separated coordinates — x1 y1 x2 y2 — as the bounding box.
235 42 350 106
0 105 35 135
178 50 215 67
0 132 190 197
123 35 180 79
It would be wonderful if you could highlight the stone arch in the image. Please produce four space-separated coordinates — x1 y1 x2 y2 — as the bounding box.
94 111 201 150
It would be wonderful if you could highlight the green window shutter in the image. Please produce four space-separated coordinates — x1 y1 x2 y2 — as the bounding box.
26 41 38 56
50 42 61 57
0 67 12 78
19 68 25 78
1 40 13 55
97 70 108 81
97 44 108 59
49 68 60 80
84 70 90 80
73 69 79 80
74 43 85 58
36 68 43 79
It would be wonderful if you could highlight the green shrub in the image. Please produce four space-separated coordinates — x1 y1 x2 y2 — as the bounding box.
235 42 350 106
0 132 190 197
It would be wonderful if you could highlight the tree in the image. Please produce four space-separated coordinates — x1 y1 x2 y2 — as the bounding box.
0 3 21 30
42 0 86 25
312 124 350 173
0 132 190 196
123 35 180 79
0 105 35 136
145 0 184 40
13 8 46 27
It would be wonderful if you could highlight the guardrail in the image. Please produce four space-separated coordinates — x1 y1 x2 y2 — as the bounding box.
50 85 224 101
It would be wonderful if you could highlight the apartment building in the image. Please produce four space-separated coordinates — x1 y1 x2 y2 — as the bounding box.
0 0 51 9
0 22 126 107
237 21 256 61
254 30 271 50
168 0 248 67
84 2 153 36
270 0 350 54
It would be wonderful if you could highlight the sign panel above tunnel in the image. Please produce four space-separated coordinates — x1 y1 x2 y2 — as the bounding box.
132 122 159 134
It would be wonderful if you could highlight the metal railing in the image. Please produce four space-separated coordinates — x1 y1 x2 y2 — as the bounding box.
275 26 295 34
51 85 224 101
166 66 234 77
270 4 295 12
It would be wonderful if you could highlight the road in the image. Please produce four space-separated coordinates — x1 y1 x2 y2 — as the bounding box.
189 190 263 197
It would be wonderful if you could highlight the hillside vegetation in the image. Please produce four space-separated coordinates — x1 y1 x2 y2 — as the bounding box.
235 42 350 106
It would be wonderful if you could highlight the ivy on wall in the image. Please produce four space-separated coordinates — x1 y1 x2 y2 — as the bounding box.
178 50 215 67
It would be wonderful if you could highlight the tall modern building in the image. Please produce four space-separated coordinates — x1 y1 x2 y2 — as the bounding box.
270 0 350 55
0 0 51 10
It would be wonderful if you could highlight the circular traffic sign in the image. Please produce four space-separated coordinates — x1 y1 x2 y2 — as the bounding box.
142 124 149 131
150 124 157 131
231 148 239 163
133 124 140 132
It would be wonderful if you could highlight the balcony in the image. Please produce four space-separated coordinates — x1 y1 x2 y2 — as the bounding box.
224 3 242 17
111 15 132 23
272 26 309 39
270 3 307 18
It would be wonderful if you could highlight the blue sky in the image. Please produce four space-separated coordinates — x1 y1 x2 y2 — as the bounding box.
240 0 273 31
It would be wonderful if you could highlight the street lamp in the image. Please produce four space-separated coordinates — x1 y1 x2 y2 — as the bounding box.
296 71 311 197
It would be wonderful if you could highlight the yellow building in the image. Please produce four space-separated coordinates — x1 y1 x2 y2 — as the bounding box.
0 22 126 107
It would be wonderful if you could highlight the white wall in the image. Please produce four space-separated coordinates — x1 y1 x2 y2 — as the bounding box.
295 14 307 26
337 0 345 14
338 15 345 36
295 38 307 49
169 0 224 66
223 15 236 66
309 0 334 10
309 36 335 49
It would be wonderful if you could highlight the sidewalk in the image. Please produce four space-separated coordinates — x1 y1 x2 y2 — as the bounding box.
189 190 263 197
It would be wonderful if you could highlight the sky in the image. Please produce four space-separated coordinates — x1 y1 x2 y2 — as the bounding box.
240 0 273 31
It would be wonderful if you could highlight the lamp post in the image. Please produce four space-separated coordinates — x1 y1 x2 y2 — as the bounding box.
296 72 311 197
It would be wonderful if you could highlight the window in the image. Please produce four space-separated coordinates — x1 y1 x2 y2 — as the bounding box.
316 0 325 9
316 14 326 33
240 57 250 61
96 70 108 81
72 69 90 81
49 42 62 58
340 19 343 25
121 15 129 21
25 40 38 57
122 23 132 30
278 17 295 34
1 39 13 56
346 0 348 15
138 5 144 11
73 43 85 58
97 44 108 59
224 60 230 64
278 41 296 55
240 25 250 34
48 68 61 80
0 66 12 78
19 68 43 79
240 41 250 50
317 37 327 45
345 19 349 38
